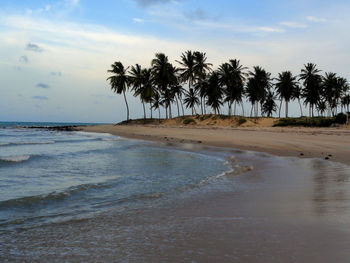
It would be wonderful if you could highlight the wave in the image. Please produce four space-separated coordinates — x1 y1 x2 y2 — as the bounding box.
0 182 112 209
0 155 31 163
0 141 54 147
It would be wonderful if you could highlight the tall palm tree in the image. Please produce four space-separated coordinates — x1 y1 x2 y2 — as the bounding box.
229 59 247 116
194 51 212 114
218 59 247 116
342 94 350 113
262 91 277 117
317 100 327 117
141 68 156 119
151 53 177 118
107 61 130 121
275 71 298 118
292 84 304 116
184 88 199 115
177 50 196 92
172 83 185 117
129 64 147 119
151 91 162 122
194 77 209 115
206 72 224 114
246 66 271 117
299 63 322 117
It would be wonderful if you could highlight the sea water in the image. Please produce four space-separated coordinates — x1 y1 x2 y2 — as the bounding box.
0 122 228 230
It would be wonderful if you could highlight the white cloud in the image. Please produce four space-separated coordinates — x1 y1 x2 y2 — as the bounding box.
133 18 144 23
258 27 284 33
306 16 327 23
280 21 307 29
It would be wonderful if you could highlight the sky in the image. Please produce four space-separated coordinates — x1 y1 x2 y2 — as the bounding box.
1 0 350 123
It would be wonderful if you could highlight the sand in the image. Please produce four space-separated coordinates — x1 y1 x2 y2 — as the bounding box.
80 124 350 165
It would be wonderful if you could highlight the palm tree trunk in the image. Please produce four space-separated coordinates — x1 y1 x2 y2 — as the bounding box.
250 104 253 117
192 107 194 116
150 104 153 119
241 102 244 117
179 95 185 117
175 96 180 117
158 107 161 123
279 100 282 118
298 99 303 116
285 100 288 118
169 104 172 119
165 107 168 119
234 101 237 116
200 97 204 115
142 100 146 119
228 102 231 116
123 90 129 121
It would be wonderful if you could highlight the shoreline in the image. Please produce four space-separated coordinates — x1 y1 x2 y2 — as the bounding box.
78 124 350 165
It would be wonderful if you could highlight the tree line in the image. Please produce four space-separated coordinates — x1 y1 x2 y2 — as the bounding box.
107 51 350 121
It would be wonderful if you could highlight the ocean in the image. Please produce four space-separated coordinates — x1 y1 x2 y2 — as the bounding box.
0 122 229 230
1 122 350 262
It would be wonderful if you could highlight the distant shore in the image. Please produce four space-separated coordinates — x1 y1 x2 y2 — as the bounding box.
78 119 350 165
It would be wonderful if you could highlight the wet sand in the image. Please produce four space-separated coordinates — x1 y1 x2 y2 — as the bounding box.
80 124 350 165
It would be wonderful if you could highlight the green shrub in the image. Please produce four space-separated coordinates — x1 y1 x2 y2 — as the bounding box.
335 113 347 124
274 117 335 127
183 118 196 125
238 118 247 125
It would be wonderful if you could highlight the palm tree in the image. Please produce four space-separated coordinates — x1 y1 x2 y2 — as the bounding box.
218 59 247 116
262 91 277 117
193 51 212 114
229 59 247 116
299 63 322 117
172 83 185 117
151 53 177 118
246 66 271 117
129 64 147 119
107 61 130 121
275 71 299 118
342 94 350 113
317 100 327 117
141 68 156 119
194 77 209 115
292 84 304 116
206 72 224 114
177 50 196 93
184 88 199 115
151 91 162 122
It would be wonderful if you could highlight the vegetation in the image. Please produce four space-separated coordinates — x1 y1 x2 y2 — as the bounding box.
107 52 350 125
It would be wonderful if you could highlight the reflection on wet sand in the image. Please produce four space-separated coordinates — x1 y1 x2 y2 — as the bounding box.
311 160 350 217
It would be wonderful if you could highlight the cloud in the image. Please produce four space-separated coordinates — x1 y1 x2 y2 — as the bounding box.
280 21 307 29
26 43 43 52
36 83 50 89
14 66 22 71
184 8 212 21
32 96 49 100
133 18 144 23
306 16 327 23
70 0 79 5
19 55 29 63
258 27 284 33
134 0 175 7
50 71 62 77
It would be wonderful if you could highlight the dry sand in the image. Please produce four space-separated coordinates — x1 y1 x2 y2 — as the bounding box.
80 123 350 165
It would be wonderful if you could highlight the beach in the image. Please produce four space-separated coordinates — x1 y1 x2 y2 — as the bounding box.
2 123 350 262
80 123 350 165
